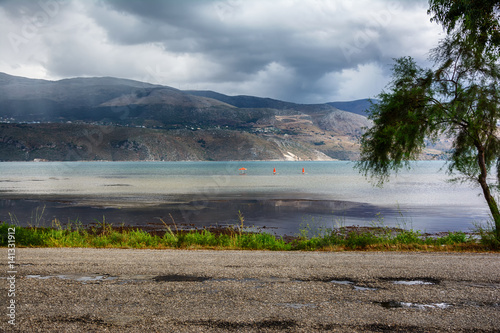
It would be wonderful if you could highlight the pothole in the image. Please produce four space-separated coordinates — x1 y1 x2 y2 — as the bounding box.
329 280 354 285
393 280 435 285
26 274 117 283
377 301 452 310
26 273 211 283
354 286 377 291
380 277 440 285
329 280 378 291
153 274 210 282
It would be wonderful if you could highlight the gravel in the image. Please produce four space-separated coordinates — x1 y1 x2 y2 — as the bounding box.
2 248 499 332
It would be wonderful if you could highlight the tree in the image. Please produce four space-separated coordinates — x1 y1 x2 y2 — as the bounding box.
428 0 500 57
357 0 500 241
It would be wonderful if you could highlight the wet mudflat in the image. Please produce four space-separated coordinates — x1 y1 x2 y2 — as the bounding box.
2 248 499 332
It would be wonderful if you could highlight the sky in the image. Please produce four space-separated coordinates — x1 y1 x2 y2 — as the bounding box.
0 0 443 104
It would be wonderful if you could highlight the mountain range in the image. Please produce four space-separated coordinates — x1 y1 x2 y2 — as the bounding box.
0 72 447 162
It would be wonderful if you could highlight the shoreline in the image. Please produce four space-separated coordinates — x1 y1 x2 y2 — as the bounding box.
1 195 488 236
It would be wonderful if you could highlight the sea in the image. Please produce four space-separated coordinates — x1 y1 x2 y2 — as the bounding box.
0 161 492 236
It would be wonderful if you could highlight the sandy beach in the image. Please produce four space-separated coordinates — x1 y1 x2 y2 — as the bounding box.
2 248 499 332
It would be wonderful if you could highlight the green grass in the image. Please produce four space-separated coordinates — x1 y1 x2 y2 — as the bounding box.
1 208 499 251
1 219 498 251
0 215 294 250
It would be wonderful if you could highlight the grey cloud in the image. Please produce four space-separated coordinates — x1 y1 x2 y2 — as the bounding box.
0 0 442 103
92 1 410 75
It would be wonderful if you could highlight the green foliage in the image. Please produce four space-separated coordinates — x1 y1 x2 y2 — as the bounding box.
358 2 500 240
344 231 378 249
0 223 47 246
357 57 435 185
436 231 469 245
428 0 500 58
293 236 324 251
472 220 500 249
127 230 161 248
0 221 497 251
0 210 488 251
178 230 218 247
236 233 290 250
392 230 424 245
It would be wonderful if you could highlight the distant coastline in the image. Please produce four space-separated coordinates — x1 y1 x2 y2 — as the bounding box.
0 72 449 162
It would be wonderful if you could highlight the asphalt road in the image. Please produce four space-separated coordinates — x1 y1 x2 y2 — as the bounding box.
1 248 499 332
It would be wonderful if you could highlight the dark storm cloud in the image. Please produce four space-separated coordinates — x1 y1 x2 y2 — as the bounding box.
93 0 296 75
0 0 442 103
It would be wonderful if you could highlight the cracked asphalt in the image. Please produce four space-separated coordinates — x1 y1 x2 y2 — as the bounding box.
1 248 499 332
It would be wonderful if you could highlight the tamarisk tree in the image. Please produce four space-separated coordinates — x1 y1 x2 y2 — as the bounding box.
357 0 500 241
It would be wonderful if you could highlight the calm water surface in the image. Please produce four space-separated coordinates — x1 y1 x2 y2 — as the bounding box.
0 161 491 235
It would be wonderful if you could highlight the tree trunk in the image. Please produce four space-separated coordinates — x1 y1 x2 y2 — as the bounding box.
477 148 500 241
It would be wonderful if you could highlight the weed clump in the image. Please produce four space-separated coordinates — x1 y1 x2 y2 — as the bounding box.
0 211 497 251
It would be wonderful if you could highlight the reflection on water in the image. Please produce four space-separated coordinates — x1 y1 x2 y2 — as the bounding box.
0 197 397 236
0 161 492 235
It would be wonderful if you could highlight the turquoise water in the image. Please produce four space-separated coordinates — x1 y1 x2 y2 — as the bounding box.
0 161 492 234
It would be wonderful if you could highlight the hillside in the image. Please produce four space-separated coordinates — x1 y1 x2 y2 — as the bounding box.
0 72 448 161
0 123 333 162
327 99 376 117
